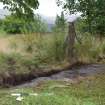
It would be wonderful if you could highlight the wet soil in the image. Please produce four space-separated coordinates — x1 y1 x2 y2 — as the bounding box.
16 64 105 88
0 62 83 87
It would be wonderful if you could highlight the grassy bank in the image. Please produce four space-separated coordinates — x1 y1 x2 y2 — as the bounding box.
0 33 105 104
1 33 105 64
0 74 105 105
0 33 67 73
0 33 105 86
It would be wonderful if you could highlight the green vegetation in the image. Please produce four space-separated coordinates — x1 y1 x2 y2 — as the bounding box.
53 12 67 33
0 0 105 105
75 33 105 62
57 0 105 37
0 0 39 20
0 15 48 34
0 33 66 74
0 74 105 105
0 32 105 74
0 52 38 74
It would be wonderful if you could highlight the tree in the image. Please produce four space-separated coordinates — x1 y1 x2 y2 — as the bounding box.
57 0 105 37
92 0 105 37
0 0 39 20
53 12 67 33
2 14 48 34
57 0 78 14
57 0 95 32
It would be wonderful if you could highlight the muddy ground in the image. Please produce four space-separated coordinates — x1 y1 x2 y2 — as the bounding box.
16 63 105 88
0 62 105 88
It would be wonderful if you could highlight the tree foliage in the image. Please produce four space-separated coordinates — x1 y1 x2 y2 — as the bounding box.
2 15 48 34
53 12 67 33
0 0 39 20
93 0 105 36
57 0 105 36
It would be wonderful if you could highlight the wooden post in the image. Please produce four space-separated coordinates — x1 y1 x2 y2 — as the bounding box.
66 22 77 63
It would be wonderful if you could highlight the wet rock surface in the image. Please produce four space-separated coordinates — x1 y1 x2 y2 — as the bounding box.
16 64 105 88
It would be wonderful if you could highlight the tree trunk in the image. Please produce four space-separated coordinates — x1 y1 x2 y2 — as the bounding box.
66 22 77 63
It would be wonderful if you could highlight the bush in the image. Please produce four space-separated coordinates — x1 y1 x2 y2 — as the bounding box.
2 15 48 34
3 20 23 34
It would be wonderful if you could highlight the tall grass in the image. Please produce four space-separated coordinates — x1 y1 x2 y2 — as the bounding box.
1 32 105 73
9 33 66 64
0 33 66 73
75 33 105 63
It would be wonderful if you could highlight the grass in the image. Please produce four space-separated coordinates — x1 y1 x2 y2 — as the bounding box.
0 32 105 62
0 33 66 73
0 33 105 78
0 74 105 105
75 33 105 63
0 32 105 104
0 23 105 105
0 29 7 37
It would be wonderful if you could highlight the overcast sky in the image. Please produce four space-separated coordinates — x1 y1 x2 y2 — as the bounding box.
0 0 62 17
0 0 81 22
36 0 62 17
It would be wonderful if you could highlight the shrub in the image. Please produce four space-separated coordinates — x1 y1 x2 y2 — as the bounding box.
2 15 48 34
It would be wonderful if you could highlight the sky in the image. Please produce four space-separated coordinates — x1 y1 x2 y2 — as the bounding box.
35 0 62 17
0 0 62 17
0 0 81 22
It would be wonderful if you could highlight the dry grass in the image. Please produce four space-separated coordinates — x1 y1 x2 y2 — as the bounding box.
0 35 21 53
0 37 9 52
